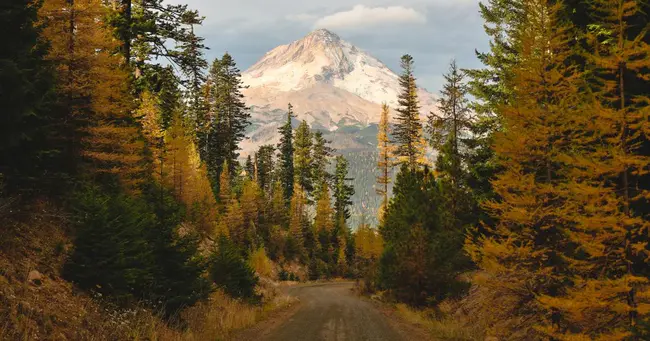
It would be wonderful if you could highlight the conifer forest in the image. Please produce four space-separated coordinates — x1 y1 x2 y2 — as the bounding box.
1 0 650 340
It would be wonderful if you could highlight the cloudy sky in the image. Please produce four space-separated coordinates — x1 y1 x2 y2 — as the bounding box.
170 0 490 93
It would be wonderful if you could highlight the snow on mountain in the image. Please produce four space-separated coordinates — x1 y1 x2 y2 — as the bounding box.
240 28 437 155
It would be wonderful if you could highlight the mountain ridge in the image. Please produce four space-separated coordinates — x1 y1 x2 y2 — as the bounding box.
240 28 437 156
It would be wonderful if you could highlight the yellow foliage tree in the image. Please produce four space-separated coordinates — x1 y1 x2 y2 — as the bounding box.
465 0 587 338
40 0 144 192
161 116 220 236
288 183 307 258
314 182 334 234
376 103 396 220
536 1 650 338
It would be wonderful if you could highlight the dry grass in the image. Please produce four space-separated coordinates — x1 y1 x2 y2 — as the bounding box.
394 303 485 341
176 289 297 340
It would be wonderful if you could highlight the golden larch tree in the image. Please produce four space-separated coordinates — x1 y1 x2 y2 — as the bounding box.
314 182 334 234
376 103 395 220
40 0 144 192
538 1 650 338
465 0 587 337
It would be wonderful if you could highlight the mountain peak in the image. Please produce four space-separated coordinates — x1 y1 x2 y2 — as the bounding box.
304 28 340 41
242 29 437 116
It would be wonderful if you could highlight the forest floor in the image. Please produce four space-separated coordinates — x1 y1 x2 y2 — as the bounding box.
232 281 432 341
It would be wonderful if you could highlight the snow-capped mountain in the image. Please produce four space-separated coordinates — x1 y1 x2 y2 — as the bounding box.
240 28 438 155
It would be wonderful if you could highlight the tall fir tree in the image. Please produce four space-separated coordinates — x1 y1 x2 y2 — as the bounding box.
108 0 204 85
0 0 54 190
311 131 334 199
428 60 473 231
333 156 355 230
393 54 426 168
244 155 254 180
255 145 275 194
200 53 250 193
277 103 295 204
294 120 314 200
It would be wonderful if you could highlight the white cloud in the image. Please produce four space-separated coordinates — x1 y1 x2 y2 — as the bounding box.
313 5 426 30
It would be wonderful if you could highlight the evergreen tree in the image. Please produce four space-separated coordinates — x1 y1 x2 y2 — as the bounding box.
376 103 395 219
277 103 295 203
177 10 208 128
244 155 254 180
393 55 426 168
256 145 275 194
379 165 467 306
0 0 54 190
294 120 314 200
333 156 354 229
200 53 250 193
428 60 473 231
108 0 205 83
311 131 334 199
209 235 259 301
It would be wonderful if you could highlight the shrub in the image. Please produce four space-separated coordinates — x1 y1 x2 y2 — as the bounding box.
209 236 259 302
64 184 211 315
248 247 273 278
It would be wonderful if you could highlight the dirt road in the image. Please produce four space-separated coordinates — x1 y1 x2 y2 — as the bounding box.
236 282 410 341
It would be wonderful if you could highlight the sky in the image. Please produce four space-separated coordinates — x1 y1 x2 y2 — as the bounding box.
169 0 490 93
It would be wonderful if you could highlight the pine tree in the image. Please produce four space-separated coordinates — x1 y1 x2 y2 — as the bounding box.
379 165 447 306
108 0 205 83
312 131 334 199
393 55 426 168
428 60 473 231
200 53 250 193
244 155 254 180
177 10 208 128
294 120 314 200
0 0 54 190
277 103 295 203
256 145 275 194
376 103 395 219
464 0 524 115
464 0 524 233
333 156 355 229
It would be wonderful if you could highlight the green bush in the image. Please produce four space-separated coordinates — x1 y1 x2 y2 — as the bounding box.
209 236 259 302
64 184 211 316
